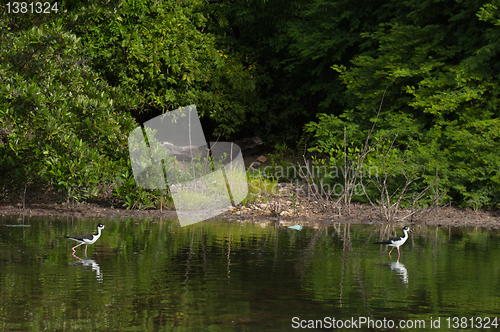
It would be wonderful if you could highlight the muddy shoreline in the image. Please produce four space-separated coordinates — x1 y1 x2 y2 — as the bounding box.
3 140 499 228
1 199 499 229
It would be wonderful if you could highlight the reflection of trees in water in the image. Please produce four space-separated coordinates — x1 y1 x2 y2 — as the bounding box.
174 221 461 317
333 223 373 310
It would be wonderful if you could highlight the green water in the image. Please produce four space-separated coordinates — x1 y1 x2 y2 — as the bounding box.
1 215 500 331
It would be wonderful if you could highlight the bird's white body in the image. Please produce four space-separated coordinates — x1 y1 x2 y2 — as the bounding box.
67 224 106 256
375 226 412 258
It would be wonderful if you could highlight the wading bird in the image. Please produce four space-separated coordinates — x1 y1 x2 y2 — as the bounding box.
66 224 108 256
374 226 413 259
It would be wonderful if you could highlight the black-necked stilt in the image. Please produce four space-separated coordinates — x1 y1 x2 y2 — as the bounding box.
66 224 107 256
374 226 413 258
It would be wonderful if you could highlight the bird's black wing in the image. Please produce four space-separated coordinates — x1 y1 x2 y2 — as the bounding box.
374 236 400 244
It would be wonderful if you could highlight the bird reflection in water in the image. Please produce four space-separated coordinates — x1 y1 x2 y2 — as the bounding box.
389 260 409 284
71 251 103 282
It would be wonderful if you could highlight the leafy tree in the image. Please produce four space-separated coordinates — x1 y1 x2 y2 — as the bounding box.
0 17 137 202
67 0 257 138
307 0 500 208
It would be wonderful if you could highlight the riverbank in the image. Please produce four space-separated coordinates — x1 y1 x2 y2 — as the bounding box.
1 187 499 228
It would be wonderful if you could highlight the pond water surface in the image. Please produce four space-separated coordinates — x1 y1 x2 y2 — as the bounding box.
1 215 500 331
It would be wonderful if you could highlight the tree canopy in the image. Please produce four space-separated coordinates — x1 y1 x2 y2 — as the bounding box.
2 0 500 208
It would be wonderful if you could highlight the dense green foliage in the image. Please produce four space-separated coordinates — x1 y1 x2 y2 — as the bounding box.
68 0 257 136
302 0 500 208
0 15 137 202
0 0 256 205
1 0 500 208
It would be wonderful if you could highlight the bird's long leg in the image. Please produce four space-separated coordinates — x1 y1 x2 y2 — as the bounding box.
72 242 84 251
84 245 88 257
72 251 82 261
397 247 401 259
388 247 394 255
